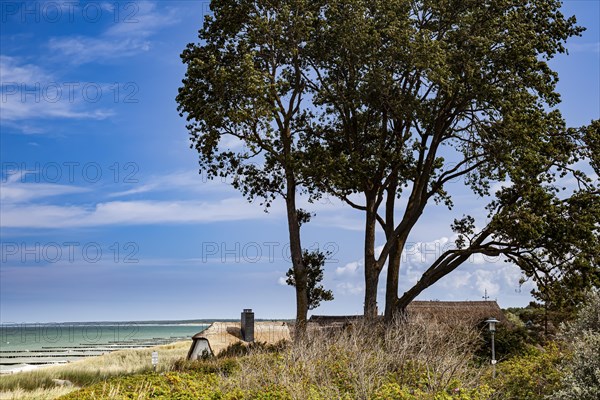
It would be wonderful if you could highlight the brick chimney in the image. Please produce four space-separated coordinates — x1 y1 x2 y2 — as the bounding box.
241 309 254 342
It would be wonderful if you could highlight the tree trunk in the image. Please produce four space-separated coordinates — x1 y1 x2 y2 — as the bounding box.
285 175 308 340
396 278 429 312
383 187 422 321
363 195 380 319
396 250 474 313
384 237 402 321
382 174 399 321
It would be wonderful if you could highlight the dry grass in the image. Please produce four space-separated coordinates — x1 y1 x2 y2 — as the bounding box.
220 315 483 399
0 341 191 399
49 340 191 375
0 387 75 400
2 318 489 399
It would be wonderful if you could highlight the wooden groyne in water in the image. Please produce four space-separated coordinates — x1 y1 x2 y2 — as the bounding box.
0 336 191 367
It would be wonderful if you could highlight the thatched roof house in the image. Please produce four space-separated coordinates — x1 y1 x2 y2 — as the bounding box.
406 300 508 325
187 321 291 360
188 302 507 359
309 300 508 326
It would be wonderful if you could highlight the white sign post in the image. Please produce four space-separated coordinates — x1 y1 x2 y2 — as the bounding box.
151 351 158 371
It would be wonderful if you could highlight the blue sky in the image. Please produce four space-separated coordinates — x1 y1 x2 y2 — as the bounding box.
1 1 598 323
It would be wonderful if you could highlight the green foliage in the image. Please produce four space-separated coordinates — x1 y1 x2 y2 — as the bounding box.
176 0 319 206
561 289 600 336
373 381 493 400
59 370 293 399
476 324 538 362
173 357 239 376
176 0 331 328
216 340 289 359
554 332 600 400
59 372 221 399
554 289 600 400
488 344 566 399
286 249 334 310
61 356 494 400
177 0 598 321
300 0 594 319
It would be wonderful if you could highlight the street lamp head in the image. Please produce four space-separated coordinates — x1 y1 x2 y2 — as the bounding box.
485 318 500 332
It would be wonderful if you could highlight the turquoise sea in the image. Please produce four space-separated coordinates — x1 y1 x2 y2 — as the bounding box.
0 321 212 371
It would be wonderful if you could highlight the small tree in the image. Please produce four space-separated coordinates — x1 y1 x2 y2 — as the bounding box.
286 249 334 310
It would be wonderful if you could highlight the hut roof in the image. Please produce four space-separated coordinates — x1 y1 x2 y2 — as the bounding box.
191 321 291 356
309 300 508 326
407 300 508 325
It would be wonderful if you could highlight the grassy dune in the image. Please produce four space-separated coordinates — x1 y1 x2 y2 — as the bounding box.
1 316 570 399
60 318 495 399
0 341 191 399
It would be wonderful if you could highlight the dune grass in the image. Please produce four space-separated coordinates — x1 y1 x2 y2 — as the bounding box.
0 386 75 400
61 317 495 399
0 340 191 399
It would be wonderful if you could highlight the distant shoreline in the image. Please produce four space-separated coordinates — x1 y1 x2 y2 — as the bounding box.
0 319 292 326
0 323 206 372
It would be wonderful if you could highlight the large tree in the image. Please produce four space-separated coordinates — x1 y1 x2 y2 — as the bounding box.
178 0 598 325
298 0 595 319
176 0 319 336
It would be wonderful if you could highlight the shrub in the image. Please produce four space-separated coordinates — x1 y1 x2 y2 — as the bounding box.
173 356 239 376
488 343 565 399
554 289 600 400
554 332 600 400
217 340 289 358
475 324 535 362
560 289 600 336
372 381 494 400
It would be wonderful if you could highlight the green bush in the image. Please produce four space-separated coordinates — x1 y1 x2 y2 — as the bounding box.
372 381 493 400
173 357 239 376
560 289 600 336
216 340 289 358
59 372 222 399
488 344 566 399
554 290 600 400
476 324 536 362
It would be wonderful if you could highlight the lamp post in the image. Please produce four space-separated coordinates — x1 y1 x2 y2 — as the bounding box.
485 318 499 378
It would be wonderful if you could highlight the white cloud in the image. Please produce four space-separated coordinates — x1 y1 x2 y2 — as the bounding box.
332 234 534 305
107 170 232 198
47 37 152 64
473 270 501 297
278 277 287 286
438 270 472 290
0 198 281 228
48 1 179 64
336 261 361 276
336 282 364 295
0 181 89 203
0 56 50 82
0 56 114 124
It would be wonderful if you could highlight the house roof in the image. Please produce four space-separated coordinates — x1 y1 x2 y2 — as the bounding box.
190 321 291 356
309 300 508 326
407 300 508 325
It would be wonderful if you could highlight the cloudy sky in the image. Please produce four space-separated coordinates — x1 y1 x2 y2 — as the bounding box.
1 1 598 323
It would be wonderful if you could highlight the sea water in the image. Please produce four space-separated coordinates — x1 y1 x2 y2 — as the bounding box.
0 321 211 370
